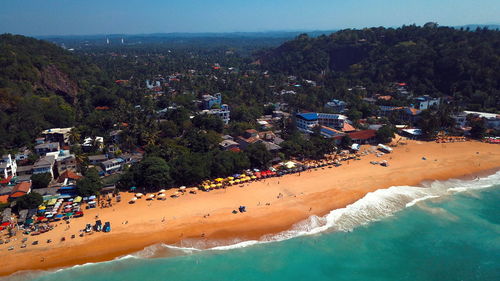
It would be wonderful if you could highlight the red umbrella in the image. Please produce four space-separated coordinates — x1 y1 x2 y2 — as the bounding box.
36 217 46 221
1 222 10 226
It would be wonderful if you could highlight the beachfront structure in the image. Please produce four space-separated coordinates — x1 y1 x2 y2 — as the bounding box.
101 158 125 174
378 106 422 124
88 154 108 165
320 126 345 139
451 112 468 128
0 154 17 179
201 104 230 125
464 111 500 130
296 112 348 134
9 181 31 200
413 95 440 110
202 93 222 110
347 130 377 144
41 127 73 146
325 99 347 113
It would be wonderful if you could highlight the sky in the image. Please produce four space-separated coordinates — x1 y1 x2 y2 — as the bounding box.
0 0 499 36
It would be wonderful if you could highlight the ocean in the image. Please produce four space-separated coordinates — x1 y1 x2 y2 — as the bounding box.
7 172 500 281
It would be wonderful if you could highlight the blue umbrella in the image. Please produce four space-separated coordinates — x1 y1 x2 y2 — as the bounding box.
130 186 137 191
55 214 63 218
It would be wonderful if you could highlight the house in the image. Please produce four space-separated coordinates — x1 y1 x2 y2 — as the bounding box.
88 154 108 165
414 96 440 110
400 129 423 140
33 155 56 179
451 112 468 128
0 154 17 179
82 137 104 153
464 111 500 130
219 139 240 151
15 165 33 178
348 130 377 144
101 158 124 174
41 127 73 146
15 148 31 161
296 113 319 133
9 181 31 199
378 106 422 124
51 150 77 175
34 142 60 156
320 126 345 139
57 170 82 183
201 93 222 110
109 130 122 143
325 99 347 113
201 104 230 124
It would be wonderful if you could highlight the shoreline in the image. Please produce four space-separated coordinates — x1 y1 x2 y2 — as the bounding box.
1 141 500 278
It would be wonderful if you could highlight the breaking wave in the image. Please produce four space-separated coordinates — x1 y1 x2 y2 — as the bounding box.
128 170 500 257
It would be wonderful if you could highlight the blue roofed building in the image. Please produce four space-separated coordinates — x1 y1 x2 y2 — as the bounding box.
296 113 319 133
202 93 222 110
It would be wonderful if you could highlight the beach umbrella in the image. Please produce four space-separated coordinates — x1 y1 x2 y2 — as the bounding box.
38 206 46 210
215 178 224 182
131 197 137 201
135 193 143 198
55 214 63 218
234 179 240 183
89 195 96 200
1 222 10 226
159 189 166 193
251 176 257 180
228 177 234 180
149 194 155 198
65 212 74 217
179 186 186 190
216 183 223 187
158 194 166 198
36 217 45 221
229 180 235 185
210 184 216 188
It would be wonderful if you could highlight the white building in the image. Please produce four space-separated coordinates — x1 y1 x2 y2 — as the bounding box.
201 104 230 125
0 154 17 179
464 111 500 130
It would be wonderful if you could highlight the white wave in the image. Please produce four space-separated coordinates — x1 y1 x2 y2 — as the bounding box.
127 171 500 256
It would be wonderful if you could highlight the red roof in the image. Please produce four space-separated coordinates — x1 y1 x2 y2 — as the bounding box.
0 176 12 184
229 147 241 153
95 106 110 110
12 182 31 194
348 130 376 140
9 192 27 199
0 195 9 204
58 170 82 183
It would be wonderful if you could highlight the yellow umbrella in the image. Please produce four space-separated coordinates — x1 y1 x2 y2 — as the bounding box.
229 180 235 185
245 177 251 181
215 178 224 182
239 174 246 178
234 179 241 183
251 176 257 179
216 183 223 187
38 206 46 210
159 189 166 193
228 177 234 180
210 184 216 188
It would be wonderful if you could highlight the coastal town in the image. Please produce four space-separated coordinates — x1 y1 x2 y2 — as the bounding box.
0 23 499 278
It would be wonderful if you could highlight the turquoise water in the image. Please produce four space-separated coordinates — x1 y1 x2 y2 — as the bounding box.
8 174 500 281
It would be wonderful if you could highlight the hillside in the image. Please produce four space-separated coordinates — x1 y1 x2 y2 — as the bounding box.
0 34 103 150
260 25 500 112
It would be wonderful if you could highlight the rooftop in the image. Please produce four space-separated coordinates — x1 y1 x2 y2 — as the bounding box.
296 112 318 121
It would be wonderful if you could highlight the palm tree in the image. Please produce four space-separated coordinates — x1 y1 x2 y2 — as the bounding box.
68 128 81 145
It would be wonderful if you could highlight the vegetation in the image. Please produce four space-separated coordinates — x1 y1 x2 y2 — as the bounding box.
30 173 52 189
14 192 43 211
76 168 103 196
376 125 395 143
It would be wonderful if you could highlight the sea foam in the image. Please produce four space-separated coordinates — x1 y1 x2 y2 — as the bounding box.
132 170 500 257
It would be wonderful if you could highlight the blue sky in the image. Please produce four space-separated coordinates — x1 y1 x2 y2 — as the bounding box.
1 0 499 35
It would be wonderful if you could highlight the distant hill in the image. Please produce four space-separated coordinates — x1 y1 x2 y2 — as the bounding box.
259 25 500 112
0 34 103 149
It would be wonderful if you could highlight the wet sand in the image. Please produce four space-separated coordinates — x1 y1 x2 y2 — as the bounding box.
1 140 499 277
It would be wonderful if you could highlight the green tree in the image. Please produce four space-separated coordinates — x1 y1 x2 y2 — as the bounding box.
470 119 487 139
136 156 173 190
376 125 395 143
30 173 52 189
76 167 103 196
14 192 43 210
244 143 272 168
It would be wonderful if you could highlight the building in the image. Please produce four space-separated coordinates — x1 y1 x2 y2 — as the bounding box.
0 154 17 179
33 155 56 178
219 139 240 151
88 154 108 165
34 142 60 156
109 130 122 143
47 150 77 175
15 148 31 162
82 137 104 153
296 112 348 134
400 129 423 140
347 130 377 144
201 93 222 110
451 112 468 128
201 104 230 125
320 126 345 139
325 99 347 113
41 127 73 146
378 106 422 124
464 111 500 130
9 181 31 200
15 165 33 182
101 158 124 174
414 96 440 110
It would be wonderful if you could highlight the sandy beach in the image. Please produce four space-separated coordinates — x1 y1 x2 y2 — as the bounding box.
1 140 499 277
